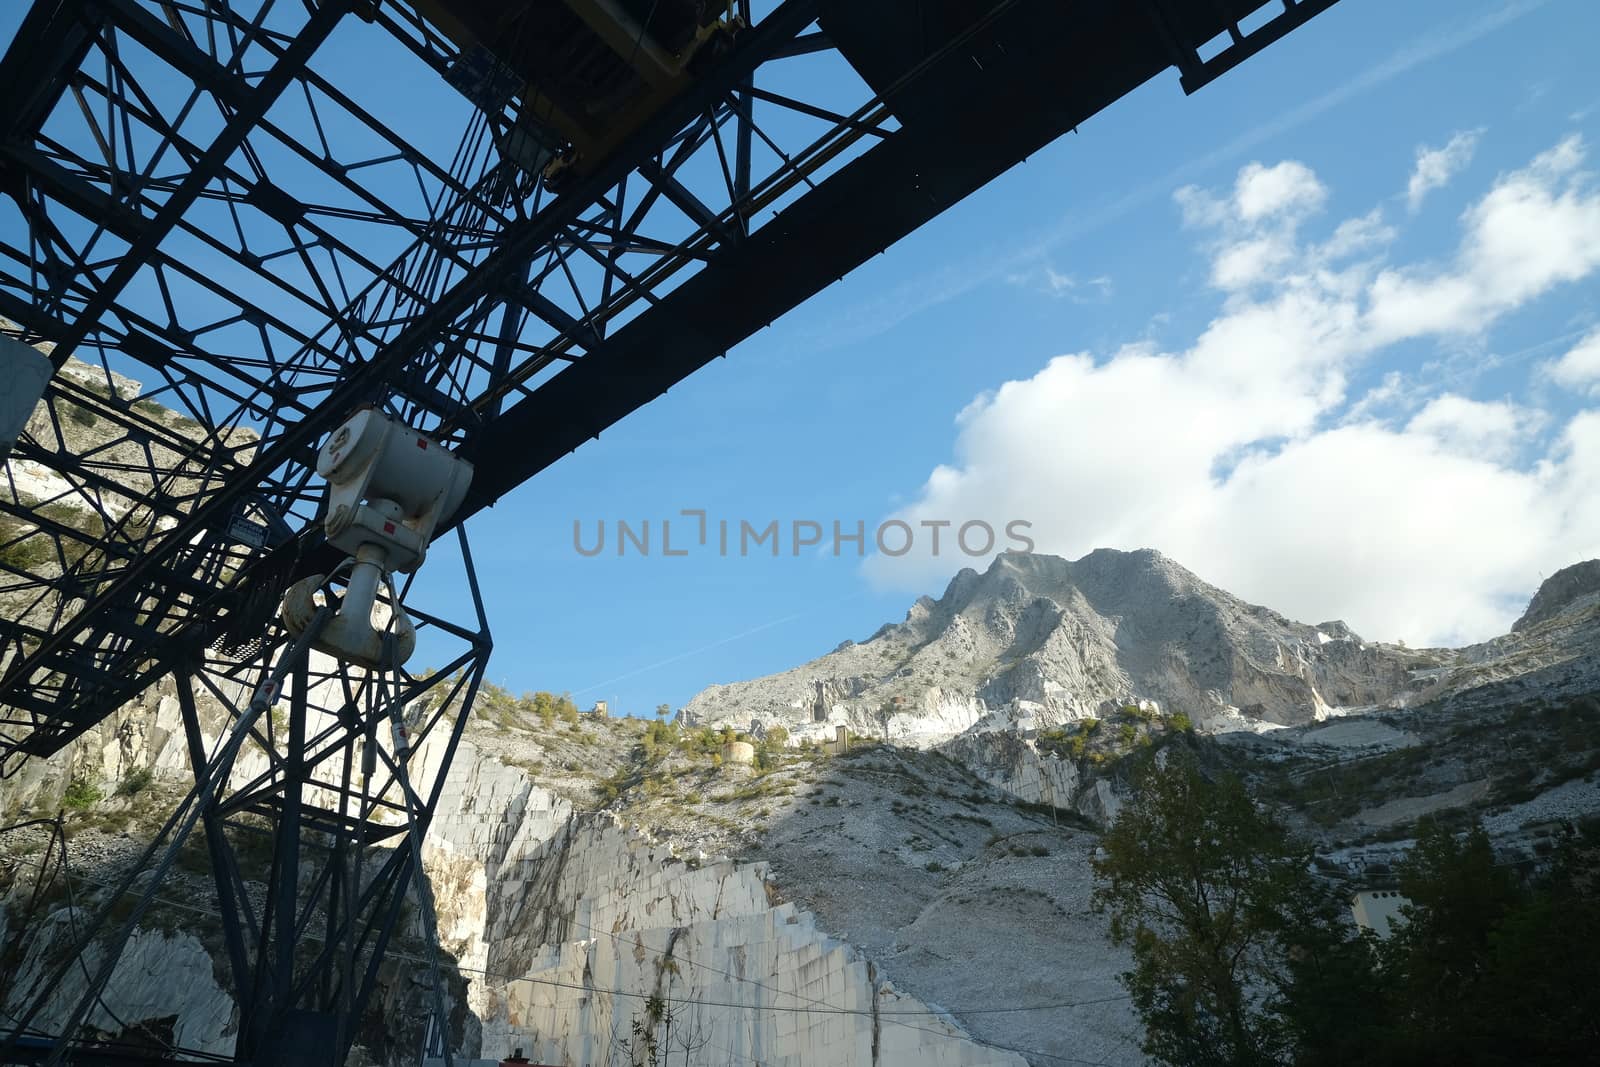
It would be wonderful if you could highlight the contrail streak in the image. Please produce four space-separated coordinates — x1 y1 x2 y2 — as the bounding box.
803 0 1555 351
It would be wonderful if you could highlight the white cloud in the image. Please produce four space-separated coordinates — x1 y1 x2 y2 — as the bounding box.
1407 129 1483 212
1316 209 1397 263
867 137 1600 647
1404 394 1543 462
1368 136 1600 341
1181 421 1556 644
1342 370 1407 422
792 2 1549 353
1176 160 1327 229
1542 328 1600 396
1179 160 1339 292
1236 160 1328 222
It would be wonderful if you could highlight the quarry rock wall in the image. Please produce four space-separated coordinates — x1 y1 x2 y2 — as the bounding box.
429 740 1026 1066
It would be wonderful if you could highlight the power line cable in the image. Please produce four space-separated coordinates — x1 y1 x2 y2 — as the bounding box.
0 819 226 1062
4 850 1130 1018
4 716 1131 1062
457 937 1131 1067
0 1021 234 1065
7 818 1139 1067
0 614 331 1067
54 820 168 1051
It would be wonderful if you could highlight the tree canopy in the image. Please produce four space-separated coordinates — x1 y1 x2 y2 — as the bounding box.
1093 749 1312 1066
1093 749 1600 1067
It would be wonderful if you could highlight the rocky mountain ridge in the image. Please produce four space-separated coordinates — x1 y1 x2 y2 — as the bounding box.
684 549 1599 742
1512 558 1600 632
4 547 1599 1067
1 691 1133 1066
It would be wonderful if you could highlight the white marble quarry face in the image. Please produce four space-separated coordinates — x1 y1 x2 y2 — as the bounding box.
9 921 235 1057
428 740 1028 1067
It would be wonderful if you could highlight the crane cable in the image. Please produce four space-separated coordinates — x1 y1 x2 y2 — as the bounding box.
0 609 331 1067
379 567 455 1067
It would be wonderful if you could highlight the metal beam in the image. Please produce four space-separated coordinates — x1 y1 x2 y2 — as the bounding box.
456 0 1185 513
41 0 350 366
0 1 822 725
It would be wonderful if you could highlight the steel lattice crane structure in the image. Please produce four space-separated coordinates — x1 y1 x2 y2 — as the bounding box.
0 1 1343 1063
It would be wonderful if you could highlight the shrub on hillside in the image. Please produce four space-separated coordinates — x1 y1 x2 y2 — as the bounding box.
63 778 102 810
116 767 154 796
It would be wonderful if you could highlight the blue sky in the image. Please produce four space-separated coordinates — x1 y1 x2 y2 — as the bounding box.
5 1 1598 717
447 0 1599 715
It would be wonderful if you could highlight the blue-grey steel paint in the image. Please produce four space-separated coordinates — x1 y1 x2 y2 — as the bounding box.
0 335 51 459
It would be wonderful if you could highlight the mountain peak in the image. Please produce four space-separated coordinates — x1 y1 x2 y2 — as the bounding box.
1513 560 1600 632
685 548 1423 735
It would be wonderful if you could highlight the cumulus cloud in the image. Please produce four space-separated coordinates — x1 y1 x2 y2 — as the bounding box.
1403 394 1544 463
1370 137 1600 341
1179 161 1355 291
1543 328 1600 396
1236 160 1329 222
1407 129 1483 212
867 136 1600 647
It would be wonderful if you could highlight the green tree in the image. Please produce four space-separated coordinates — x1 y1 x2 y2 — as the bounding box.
1095 764 1600 1067
1364 818 1600 1066
1093 751 1312 1067
642 718 677 760
529 690 557 728
62 777 103 810
1381 820 1518 1062
1477 824 1600 1063
116 766 154 797
1273 876 1391 1067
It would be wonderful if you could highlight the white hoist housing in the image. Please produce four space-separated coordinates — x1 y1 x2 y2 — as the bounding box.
281 409 472 667
317 408 472 573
